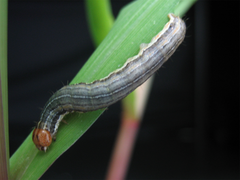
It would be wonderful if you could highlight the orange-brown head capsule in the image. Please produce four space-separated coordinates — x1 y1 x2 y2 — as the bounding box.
32 128 52 152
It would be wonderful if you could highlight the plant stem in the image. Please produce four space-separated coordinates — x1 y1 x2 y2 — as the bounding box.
0 0 9 179
106 77 154 180
85 0 114 47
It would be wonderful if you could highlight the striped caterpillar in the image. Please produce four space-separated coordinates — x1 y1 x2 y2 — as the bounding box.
33 13 186 152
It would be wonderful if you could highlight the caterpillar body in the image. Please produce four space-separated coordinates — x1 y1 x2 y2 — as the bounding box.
33 13 186 152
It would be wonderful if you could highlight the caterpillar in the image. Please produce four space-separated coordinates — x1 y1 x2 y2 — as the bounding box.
32 13 186 152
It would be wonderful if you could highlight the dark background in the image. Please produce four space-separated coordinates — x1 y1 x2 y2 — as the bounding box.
8 1 239 179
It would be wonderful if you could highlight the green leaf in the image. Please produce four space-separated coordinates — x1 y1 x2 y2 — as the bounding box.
0 0 9 179
10 0 196 179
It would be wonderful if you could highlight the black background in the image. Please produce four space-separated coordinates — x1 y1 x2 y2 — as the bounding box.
8 1 239 179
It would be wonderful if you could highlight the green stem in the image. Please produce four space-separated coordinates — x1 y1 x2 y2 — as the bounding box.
0 0 9 179
85 0 114 47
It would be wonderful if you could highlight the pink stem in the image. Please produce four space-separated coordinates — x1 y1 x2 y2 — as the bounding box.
106 118 139 180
